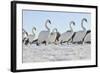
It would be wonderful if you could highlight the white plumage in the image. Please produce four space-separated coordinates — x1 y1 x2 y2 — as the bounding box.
59 32 74 43
37 19 51 45
73 31 87 43
59 21 75 44
73 18 88 44
27 27 36 44
38 31 50 44
48 28 60 44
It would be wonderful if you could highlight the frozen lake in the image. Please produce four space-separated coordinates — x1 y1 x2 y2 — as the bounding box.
22 44 91 63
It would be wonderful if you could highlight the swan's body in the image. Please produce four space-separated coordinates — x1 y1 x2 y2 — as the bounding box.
38 31 50 44
59 21 75 44
48 28 60 44
73 31 87 44
73 18 87 44
22 27 36 45
37 19 51 45
84 30 91 43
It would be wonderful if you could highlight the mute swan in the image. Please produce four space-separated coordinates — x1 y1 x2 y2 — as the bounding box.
37 19 51 45
27 27 36 44
59 21 75 44
48 28 60 44
73 18 88 44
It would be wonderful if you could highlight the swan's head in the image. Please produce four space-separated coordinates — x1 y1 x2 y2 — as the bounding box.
82 18 88 22
70 21 75 25
72 21 75 25
32 27 36 32
32 27 36 31
47 19 51 24
32 27 36 35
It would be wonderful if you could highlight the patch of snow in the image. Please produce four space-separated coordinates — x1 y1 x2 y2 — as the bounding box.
22 43 91 63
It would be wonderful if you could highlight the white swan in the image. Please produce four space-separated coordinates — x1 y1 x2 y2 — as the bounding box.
59 21 75 44
48 28 60 44
37 19 51 45
73 18 87 44
27 27 36 44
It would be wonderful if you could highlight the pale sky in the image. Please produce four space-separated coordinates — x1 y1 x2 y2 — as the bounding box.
23 10 91 39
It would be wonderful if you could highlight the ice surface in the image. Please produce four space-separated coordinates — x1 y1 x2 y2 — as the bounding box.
22 43 91 63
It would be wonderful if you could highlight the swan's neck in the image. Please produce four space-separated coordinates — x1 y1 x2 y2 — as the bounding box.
45 21 50 31
32 29 35 36
69 21 75 32
81 20 86 31
70 23 73 32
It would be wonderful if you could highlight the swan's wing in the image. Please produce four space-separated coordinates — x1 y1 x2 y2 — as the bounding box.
28 34 35 42
38 31 49 42
73 31 86 42
84 32 91 43
48 32 57 42
59 32 74 42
